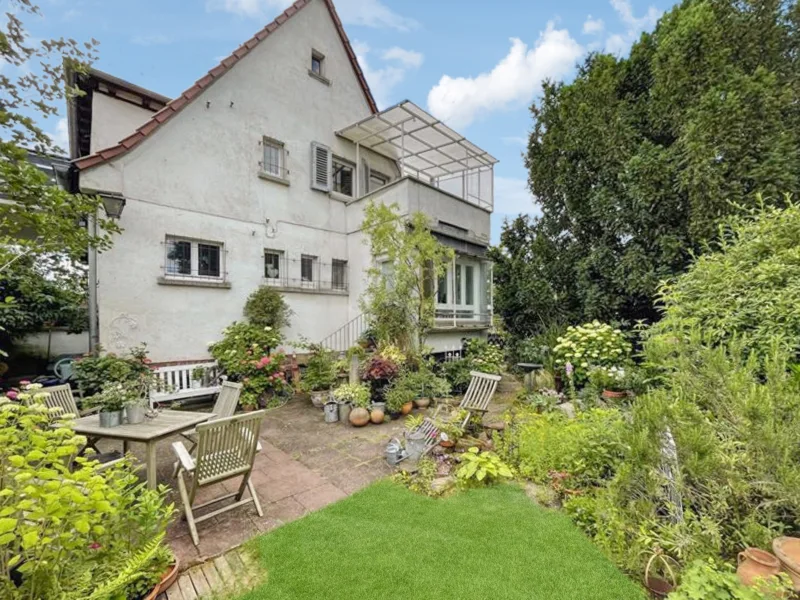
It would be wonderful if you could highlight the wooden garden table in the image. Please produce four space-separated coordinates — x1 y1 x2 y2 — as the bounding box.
71 409 214 490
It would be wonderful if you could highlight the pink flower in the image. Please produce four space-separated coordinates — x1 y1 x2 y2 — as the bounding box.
6 390 18 400
89 542 101 550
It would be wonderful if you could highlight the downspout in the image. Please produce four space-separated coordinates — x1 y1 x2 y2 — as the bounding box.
87 211 99 353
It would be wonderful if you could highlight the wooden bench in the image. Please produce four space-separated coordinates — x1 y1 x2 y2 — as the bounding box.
149 362 222 408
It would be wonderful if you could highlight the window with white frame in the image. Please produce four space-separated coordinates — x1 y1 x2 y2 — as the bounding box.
332 259 347 290
264 249 283 281
262 136 285 178
165 236 223 279
436 257 482 320
332 157 354 197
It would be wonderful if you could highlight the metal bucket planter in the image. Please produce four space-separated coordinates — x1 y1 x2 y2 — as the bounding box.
126 404 146 425
311 391 328 409
99 410 123 428
324 401 339 423
405 429 427 461
337 402 352 423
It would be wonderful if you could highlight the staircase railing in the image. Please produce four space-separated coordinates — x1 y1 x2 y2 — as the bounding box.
319 313 367 353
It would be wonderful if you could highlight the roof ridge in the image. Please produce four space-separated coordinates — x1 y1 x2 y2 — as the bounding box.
75 0 377 171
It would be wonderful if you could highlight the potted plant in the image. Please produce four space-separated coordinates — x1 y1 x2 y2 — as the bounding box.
588 365 629 400
190 366 206 389
300 345 337 408
333 383 370 425
240 389 259 412
86 384 128 428
125 396 148 424
360 354 400 404
385 384 415 420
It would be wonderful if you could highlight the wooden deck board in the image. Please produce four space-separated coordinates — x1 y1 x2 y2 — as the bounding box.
177 574 198 600
200 561 223 593
187 566 212 598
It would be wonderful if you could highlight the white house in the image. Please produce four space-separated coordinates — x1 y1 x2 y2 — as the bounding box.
69 0 497 364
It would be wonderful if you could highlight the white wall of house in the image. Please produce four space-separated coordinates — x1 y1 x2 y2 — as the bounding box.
79 0 492 361
90 93 156 153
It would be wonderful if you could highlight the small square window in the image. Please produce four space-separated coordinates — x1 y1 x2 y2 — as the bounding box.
265 250 283 280
332 158 354 197
262 137 285 178
311 50 324 76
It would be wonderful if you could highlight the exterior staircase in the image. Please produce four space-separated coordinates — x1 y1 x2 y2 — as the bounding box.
318 313 367 353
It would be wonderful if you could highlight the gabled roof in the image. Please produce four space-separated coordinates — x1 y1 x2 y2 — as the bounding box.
74 0 378 171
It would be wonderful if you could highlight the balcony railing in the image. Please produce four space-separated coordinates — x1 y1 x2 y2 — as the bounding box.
264 256 348 293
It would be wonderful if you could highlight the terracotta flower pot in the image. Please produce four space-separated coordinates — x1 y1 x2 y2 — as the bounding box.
737 548 781 589
242 404 256 413
414 397 431 409
401 401 413 415
349 407 370 427
370 408 385 424
773 537 800 592
439 440 455 449
142 560 180 600
601 389 628 400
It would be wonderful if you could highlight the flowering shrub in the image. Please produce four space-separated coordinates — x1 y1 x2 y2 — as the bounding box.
332 383 371 408
73 343 156 397
209 322 287 406
587 365 627 392
553 321 631 381
464 338 504 374
0 385 174 599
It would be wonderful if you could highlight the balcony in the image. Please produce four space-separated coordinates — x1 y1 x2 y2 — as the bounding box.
263 255 348 295
337 100 497 212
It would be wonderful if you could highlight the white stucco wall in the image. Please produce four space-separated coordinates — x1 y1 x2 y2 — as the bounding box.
90 93 157 153
79 0 493 361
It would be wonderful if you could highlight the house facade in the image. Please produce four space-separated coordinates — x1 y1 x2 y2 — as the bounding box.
70 0 497 363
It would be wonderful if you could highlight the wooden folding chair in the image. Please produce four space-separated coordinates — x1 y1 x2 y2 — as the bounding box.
408 371 501 457
173 381 242 477
43 383 102 452
172 410 266 546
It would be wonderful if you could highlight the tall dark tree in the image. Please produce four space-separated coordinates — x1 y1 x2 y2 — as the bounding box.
493 0 800 339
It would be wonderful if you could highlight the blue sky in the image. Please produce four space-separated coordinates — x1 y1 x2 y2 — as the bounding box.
35 0 673 242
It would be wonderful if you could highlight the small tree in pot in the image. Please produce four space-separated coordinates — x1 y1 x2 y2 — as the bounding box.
300 344 338 408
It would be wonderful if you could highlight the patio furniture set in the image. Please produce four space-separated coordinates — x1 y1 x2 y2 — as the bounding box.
43 380 265 547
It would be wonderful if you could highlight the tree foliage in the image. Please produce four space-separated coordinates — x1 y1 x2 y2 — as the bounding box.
360 201 453 351
243 285 292 330
0 1 120 349
493 0 800 339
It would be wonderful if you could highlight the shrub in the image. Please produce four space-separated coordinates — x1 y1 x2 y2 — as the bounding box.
552 321 631 383
332 383 370 408
73 344 154 397
209 322 287 406
0 385 174 600
456 447 513 486
463 338 504 374
391 368 451 400
438 358 472 394
650 201 800 358
384 384 415 413
243 285 292 330
668 558 792 600
300 344 337 393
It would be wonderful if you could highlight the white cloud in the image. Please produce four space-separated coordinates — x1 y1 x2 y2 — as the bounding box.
604 0 661 55
427 23 583 129
354 42 422 109
494 176 540 216
49 117 69 152
382 47 423 69
583 16 605 35
501 136 528 147
207 0 417 31
131 33 172 46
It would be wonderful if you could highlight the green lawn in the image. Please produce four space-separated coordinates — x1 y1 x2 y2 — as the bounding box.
237 481 644 600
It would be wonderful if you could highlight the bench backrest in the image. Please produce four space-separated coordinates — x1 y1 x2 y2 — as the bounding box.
151 362 220 398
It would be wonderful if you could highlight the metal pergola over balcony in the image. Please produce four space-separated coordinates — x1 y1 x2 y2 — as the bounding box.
336 100 498 211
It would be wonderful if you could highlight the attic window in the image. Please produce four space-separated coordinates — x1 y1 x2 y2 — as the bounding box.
309 50 330 85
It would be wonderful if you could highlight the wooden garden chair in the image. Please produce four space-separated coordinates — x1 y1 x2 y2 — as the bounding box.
43 383 103 453
172 381 242 476
172 411 266 546
409 371 501 457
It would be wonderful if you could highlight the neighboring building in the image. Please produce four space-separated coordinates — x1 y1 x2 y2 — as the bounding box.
69 0 497 363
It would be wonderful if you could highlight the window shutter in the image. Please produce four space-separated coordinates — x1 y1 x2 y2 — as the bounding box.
310 142 331 191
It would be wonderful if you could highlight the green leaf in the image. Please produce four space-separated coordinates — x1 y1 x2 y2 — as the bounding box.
75 519 90 534
21 530 38 549
0 517 17 535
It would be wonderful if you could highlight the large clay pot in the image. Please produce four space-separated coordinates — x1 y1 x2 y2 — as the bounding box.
370 408 385 424
737 548 781 589
773 537 800 592
401 401 413 415
601 389 628 400
142 560 180 600
414 397 431 409
349 407 370 427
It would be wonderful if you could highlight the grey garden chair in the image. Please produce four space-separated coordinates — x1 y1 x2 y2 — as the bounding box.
172 410 266 546
173 380 242 476
409 371 501 457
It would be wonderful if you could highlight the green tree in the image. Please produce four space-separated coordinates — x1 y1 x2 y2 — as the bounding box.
495 0 800 339
0 1 119 348
360 201 453 351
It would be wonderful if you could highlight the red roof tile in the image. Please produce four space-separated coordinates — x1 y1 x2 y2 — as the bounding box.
74 0 377 171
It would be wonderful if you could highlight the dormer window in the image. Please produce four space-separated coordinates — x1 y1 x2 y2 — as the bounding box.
309 50 330 85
